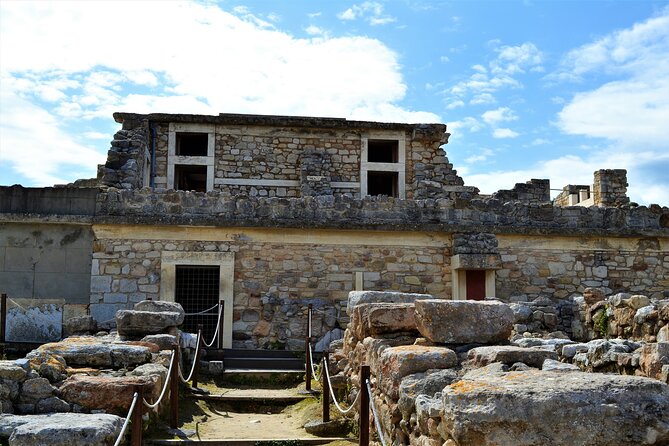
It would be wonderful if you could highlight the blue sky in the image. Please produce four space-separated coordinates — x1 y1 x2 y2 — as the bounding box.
1 1 668 204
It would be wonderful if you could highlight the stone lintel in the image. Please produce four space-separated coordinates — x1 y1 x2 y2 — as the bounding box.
451 253 502 270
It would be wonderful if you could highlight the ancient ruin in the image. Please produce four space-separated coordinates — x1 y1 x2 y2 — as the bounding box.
0 111 668 444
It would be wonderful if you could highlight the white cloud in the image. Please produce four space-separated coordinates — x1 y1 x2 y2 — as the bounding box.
491 42 543 75
0 1 438 186
337 2 396 26
482 107 517 125
555 8 669 149
305 25 327 37
448 117 483 135
531 138 549 145
470 93 495 105
440 55 450 63
446 100 465 110
493 128 519 138
464 148 494 164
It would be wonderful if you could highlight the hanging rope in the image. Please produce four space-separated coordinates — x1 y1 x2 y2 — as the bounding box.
178 331 202 383
366 378 388 446
113 391 139 446
184 303 220 316
323 357 360 415
202 304 223 348
307 344 322 381
142 350 175 409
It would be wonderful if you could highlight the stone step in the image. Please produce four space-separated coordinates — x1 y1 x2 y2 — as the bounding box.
148 438 350 445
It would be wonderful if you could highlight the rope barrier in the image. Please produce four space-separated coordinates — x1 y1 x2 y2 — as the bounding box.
178 331 202 383
307 344 322 381
323 357 360 415
113 391 139 446
366 378 388 446
202 304 223 348
143 350 176 409
184 303 220 316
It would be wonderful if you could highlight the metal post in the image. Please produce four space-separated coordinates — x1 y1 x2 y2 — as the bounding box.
305 304 313 391
170 346 179 429
322 352 330 423
217 301 224 350
359 365 370 446
131 385 144 446
192 327 202 389
0 294 6 357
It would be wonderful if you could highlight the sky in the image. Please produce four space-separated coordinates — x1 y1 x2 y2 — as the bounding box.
1 1 668 205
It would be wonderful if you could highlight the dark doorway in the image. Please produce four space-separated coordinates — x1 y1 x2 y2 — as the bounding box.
466 270 486 300
175 165 207 192
175 265 220 340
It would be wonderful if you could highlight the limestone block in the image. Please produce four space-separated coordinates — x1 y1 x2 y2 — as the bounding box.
0 413 123 446
398 369 459 420
134 300 185 323
116 310 183 336
378 345 457 399
541 359 581 372
347 291 431 315
0 361 27 382
34 337 152 368
59 374 158 416
63 316 97 337
467 346 558 368
441 370 669 446
639 342 669 380
628 295 651 310
18 378 55 404
140 334 178 350
414 300 514 344
350 303 417 339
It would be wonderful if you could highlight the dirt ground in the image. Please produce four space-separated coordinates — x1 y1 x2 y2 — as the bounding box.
151 379 356 443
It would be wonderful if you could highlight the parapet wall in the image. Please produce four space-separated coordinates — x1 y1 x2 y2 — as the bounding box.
94 188 669 236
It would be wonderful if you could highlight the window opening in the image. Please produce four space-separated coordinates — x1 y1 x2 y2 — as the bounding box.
368 139 398 163
176 132 208 156
465 270 486 301
175 165 207 192
367 171 398 197
175 265 220 341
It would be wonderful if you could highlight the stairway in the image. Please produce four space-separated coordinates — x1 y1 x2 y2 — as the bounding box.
205 348 307 374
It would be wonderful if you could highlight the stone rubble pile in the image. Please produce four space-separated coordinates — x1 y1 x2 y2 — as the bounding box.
329 291 669 446
0 300 185 445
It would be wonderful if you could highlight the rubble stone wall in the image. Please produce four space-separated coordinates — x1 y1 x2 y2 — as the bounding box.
89 226 451 349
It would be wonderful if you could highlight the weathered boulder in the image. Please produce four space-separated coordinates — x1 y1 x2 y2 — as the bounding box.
18 378 55 404
35 396 71 414
63 316 97 337
347 291 431 315
0 361 27 382
415 300 513 344
34 337 152 368
27 352 67 383
134 300 185 321
468 346 558 368
639 342 669 382
541 358 581 372
398 369 459 420
0 412 123 446
58 374 158 415
583 287 605 305
141 334 178 350
378 345 457 399
304 419 350 437
116 310 183 336
441 370 669 446
350 303 417 339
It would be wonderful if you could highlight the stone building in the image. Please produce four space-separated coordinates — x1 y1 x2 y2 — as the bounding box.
1 112 667 349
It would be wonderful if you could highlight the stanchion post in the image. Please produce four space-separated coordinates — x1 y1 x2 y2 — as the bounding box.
170 346 179 429
131 385 144 446
359 365 370 446
0 294 6 357
305 304 313 391
193 326 202 389
322 351 330 422
217 301 224 350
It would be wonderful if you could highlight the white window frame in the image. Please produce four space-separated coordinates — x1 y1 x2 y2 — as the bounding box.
167 123 215 192
360 131 406 198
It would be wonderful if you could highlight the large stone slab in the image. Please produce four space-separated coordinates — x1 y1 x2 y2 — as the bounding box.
377 345 457 399
116 309 183 336
58 374 158 416
441 370 669 446
468 345 558 368
640 342 669 382
347 291 431 315
33 337 152 368
0 361 27 382
415 299 513 344
350 303 417 339
0 413 123 446
134 300 185 322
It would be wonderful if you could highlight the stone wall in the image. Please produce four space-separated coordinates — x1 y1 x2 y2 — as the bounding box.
594 169 629 207
100 118 149 190
89 229 450 349
0 186 97 216
491 179 550 204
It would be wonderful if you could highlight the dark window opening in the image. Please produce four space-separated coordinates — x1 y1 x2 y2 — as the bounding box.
466 270 486 301
175 265 220 341
176 132 208 156
367 171 398 197
175 165 207 192
367 139 399 163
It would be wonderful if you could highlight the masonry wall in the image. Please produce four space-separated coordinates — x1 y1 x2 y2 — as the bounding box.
495 234 669 302
89 225 451 349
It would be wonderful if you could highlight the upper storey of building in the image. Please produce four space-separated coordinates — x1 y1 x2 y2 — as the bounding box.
102 112 476 201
